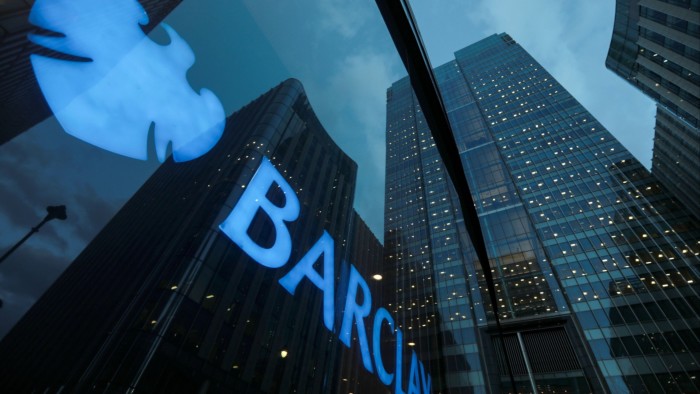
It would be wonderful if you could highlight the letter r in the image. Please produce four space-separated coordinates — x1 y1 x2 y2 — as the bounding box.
219 157 300 268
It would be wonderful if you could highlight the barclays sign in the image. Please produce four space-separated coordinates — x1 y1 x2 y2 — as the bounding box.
220 157 432 394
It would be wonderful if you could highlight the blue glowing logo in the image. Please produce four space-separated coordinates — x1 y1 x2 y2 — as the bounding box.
28 0 225 162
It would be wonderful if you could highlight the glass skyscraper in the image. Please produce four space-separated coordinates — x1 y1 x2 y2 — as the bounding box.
385 33 700 393
607 0 699 128
606 0 699 220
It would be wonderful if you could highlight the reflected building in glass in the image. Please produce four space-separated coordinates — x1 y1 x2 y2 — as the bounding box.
606 0 699 219
0 0 182 145
337 212 391 394
385 33 700 393
0 79 382 393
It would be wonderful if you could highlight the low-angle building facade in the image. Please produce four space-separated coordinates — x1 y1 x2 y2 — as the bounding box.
606 0 700 220
0 1 698 393
386 33 700 393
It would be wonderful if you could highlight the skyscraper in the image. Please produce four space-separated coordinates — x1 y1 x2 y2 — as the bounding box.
0 79 381 393
385 33 700 393
606 0 699 219
0 0 182 145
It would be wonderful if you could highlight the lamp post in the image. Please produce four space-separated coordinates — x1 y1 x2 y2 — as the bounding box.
0 205 67 266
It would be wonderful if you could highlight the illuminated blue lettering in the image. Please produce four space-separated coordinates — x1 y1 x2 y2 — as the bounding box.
340 265 373 373
395 328 406 394
408 351 421 394
278 232 335 331
219 157 300 268
28 0 225 162
372 307 395 386
420 359 432 394
217 158 433 391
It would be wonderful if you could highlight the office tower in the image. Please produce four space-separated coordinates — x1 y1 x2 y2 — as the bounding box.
651 105 700 219
0 0 182 145
0 79 375 393
336 212 390 394
606 0 700 219
385 33 700 393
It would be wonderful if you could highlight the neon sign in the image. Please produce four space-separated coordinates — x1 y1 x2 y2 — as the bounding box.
220 157 432 394
28 0 225 162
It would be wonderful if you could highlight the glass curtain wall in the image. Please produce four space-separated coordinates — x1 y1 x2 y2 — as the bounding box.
0 1 411 392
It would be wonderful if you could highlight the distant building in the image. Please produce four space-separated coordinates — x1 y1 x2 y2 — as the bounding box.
652 105 700 219
0 0 182 145
606 0 699 219
0 79 381 393
386 33 700 393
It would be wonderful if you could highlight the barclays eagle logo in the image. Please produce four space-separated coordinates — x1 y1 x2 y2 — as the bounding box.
28 0 225 162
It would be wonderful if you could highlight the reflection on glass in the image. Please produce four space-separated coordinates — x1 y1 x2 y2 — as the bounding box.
29 0 225 162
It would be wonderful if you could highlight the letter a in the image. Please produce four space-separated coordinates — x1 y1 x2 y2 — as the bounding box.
219 157 300 268
279 232 335 330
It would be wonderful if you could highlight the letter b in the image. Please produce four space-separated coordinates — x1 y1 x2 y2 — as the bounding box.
219 157 300 268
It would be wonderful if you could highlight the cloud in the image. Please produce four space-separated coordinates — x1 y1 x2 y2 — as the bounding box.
303 51 401 240
0 139 108 338
318 0 372 39
467 1 600 104
0 124 123 254
0 134 74 256
326 53 396 166
0 118 150 338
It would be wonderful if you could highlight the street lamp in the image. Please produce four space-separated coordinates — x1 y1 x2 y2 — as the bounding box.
0 205 67 266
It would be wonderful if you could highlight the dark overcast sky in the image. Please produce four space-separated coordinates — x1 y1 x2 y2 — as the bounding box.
0 0 657 340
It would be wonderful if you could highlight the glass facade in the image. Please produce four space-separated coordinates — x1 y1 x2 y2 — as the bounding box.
0 1 408 392
606 0 700 220
386 33 700 393
0 79 385 392
607 0 699 128
1 1 698 393
652 105 700 220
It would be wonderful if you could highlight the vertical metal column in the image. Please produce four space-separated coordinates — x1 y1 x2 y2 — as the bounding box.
516 332 538 394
